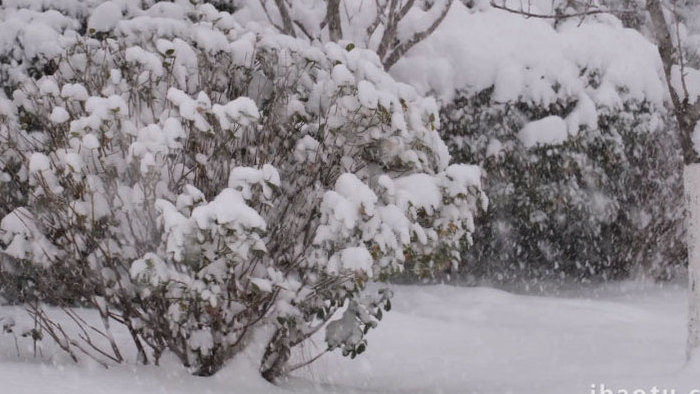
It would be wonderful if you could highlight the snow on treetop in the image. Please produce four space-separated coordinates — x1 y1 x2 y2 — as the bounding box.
391 2 666 107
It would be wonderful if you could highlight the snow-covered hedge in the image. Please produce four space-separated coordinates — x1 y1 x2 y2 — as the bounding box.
443 92 684 283
393 3 685 283
0 0 484 379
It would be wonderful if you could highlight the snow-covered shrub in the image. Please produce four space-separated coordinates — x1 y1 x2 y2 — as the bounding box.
388 3 685 284
442 87 684 284
0 0 484 379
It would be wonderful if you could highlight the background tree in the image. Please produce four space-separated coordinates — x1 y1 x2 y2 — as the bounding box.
645 0 700 360
240 0 454 69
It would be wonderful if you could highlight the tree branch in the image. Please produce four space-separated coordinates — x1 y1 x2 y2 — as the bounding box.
646 0 698 163
366 0 390 40
285 349 329 373
376 0 400 60
294 20 314 40
383 0 453 69
273 0 297 37
398 0 417 20
259 0 288 35
490 1 632 20
326 0 343 42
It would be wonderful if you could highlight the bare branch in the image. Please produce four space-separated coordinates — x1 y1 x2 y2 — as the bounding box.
490 1 630 20
376 0 400 59
285 349 329 373
261 0 297 37
383 0 454 69
62 307 124 364
366 0 390 39
399 0 417 20
259 0 288 34
293 20 314 40
26 306 79 363
275 0 296 37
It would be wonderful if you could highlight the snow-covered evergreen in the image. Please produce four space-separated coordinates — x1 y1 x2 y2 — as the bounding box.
393 2 685 283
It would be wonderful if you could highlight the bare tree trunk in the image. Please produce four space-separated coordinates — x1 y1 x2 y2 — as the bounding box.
685 163 700 359
326 0 343 42
259 328 291 382
646 0 700 360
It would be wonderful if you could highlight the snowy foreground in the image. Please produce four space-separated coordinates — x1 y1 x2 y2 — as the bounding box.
1 282 698 394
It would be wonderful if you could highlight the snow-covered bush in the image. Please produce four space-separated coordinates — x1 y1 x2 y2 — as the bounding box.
0 0 484 380
391 3 685 284
443 91 684 283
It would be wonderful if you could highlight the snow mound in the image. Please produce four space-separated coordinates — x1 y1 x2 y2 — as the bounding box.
518 116 569 148
88 1 122 32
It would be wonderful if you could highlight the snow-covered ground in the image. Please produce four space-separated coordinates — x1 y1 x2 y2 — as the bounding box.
1 282 697 394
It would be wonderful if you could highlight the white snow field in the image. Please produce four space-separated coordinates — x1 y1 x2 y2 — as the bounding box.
1 282 698 394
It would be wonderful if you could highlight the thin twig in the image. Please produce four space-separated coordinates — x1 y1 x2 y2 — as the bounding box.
285 349 329 373
490 1 632 20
